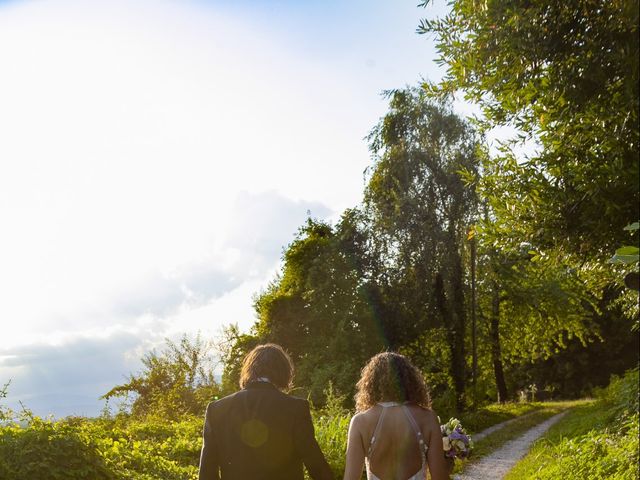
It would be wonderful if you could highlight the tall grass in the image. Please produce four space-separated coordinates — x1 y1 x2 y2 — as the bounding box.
505 368 639 480
0 385 570 480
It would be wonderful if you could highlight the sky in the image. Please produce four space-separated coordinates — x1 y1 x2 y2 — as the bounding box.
0 0 453 417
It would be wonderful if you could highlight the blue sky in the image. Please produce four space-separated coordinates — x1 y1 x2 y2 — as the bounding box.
0 0 451 417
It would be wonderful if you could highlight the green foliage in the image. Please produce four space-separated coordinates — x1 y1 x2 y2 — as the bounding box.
505 286 639 400
597 368 639 425
400 327 456 413
0 417 113 480
485 251 593 363
421 1 640 366
102 334 221 420
421 0 639 261
221 81 636 410
420 0 640 399
505 369 639 479
364 88 481 410
218 323 260 394
93 417 201 480
308 385 351 479
0 413 202 480
227 213 386 405
609 246 640 265
454 402 543 434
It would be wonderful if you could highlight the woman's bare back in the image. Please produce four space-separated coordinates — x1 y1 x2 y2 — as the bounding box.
356 403 435 480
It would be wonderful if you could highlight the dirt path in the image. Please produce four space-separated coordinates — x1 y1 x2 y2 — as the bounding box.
453 411 567 480
471 411 537 442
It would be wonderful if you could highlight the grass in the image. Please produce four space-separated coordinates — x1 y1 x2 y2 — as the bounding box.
504 370 639 480
449 401 579 475
452 401 544 434
504 404 638 479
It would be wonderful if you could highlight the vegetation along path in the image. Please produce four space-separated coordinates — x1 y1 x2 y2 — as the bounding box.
454 412 568 480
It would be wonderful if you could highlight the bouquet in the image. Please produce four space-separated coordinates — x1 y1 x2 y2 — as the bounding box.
440 418 473 460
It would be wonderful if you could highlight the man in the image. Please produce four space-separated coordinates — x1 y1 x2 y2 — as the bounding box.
198 343 334 480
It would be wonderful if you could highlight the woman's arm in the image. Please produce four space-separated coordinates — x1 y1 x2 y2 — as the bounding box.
424 410 449 480
343 414 366 480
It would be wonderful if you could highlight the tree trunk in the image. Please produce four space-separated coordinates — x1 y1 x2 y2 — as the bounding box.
470 233 477 407
491 281 508 403
450 250 467 411
435 268 466 413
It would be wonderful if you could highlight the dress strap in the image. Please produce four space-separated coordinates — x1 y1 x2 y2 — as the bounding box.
401 406 428 458
367 406 389 457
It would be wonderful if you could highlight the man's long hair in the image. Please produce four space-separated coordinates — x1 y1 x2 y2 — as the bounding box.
239 343 294 390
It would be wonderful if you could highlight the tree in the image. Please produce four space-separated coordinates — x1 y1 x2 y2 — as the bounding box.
364 88 480 410
475 239 594 401
102 334 220 419
218 323 260 395
224 213 386 405
420 0 639 262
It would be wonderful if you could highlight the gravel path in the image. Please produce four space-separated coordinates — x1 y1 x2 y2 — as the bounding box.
471 411 537 442
453 411 567 480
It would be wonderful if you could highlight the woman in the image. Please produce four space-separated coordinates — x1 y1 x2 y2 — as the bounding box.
199 343 333 480
343 352 448 480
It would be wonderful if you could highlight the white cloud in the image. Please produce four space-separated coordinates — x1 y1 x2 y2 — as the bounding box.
0 330 156 417
0 0 443 416
0 0 348 348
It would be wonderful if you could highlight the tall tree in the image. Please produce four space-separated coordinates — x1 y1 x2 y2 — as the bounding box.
364 89 480 410
226 213 386 405
420 0 639 261
475 239 592 402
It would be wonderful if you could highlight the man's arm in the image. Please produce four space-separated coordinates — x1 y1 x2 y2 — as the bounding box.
198 402 220 480
293 399 334 480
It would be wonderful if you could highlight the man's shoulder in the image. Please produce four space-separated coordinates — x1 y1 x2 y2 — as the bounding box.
206 388 308 409
204 390 241 415
265 389 311 411
287 394 311 413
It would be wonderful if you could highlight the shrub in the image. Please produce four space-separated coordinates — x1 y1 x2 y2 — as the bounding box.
0 417 112 480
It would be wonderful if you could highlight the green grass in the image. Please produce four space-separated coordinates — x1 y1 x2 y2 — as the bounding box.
504 370 639 480
504 405 638 480
454 401 544 434
448 402 578 475
311 409 351 479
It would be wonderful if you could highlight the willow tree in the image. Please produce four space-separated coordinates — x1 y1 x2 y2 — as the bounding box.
364 89 480 411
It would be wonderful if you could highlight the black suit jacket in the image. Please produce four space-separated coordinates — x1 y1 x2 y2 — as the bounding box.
198 381 333 480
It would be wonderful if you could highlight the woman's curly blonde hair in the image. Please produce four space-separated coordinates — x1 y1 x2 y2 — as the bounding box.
354 352 431 412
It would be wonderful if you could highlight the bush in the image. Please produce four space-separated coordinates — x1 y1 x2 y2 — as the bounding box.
0 413 201 480
0 417 112 480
